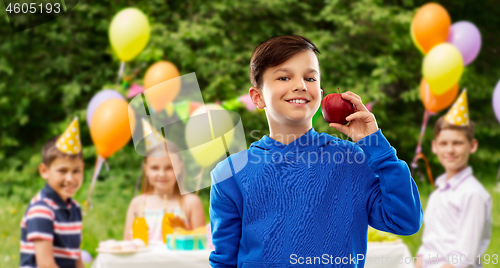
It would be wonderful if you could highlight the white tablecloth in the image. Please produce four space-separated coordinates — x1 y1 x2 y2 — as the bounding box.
365 242 415 268
91 242 211 268
92 241 414 268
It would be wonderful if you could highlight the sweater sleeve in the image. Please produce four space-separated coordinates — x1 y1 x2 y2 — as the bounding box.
209 169 241 268
354 128 423 235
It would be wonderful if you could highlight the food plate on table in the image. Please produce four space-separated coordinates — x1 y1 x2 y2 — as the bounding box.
96 247 150 254
96 239 150 254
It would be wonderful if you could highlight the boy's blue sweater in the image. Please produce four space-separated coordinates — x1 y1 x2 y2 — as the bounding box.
209 128 423 267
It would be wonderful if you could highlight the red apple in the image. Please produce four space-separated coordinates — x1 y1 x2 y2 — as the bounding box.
321 88 355 125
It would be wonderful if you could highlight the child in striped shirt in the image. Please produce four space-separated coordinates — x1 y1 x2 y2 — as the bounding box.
20 125 85 268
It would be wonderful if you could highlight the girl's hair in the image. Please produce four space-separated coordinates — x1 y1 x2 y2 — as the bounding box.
250 35 320 89
434 115 476 142
141 141 186 210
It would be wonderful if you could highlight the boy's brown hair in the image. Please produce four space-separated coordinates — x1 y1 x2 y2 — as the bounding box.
42 136 83 167
250 35 320 89
433 116 476 142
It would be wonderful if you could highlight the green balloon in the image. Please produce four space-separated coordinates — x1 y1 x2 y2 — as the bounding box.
312 106 323 126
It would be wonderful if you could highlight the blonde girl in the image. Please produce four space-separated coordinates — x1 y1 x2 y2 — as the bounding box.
124 142 206 242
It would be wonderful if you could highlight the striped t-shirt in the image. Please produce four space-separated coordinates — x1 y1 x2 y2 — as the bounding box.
20 183 82 268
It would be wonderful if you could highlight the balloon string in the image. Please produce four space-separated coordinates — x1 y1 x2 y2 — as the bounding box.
84 155 105 215
411 110 431 169
410 110 436 187
195 167 205 196
103 158 110 171
134 165 144 197
116 61 125 84
496 162 500 185
417 152 435 188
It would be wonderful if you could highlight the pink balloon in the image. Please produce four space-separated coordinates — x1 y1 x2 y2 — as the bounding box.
126 83 144 98
493 79 500 124
238 94 256 111
446 21 481 66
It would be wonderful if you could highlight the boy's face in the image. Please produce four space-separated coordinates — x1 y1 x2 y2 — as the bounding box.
252 50 322 125
432 129 478 174
39 157 84 201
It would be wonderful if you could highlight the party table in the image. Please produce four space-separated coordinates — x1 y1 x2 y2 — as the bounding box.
365 241 414 268
91 241 211 268
92 241 414 268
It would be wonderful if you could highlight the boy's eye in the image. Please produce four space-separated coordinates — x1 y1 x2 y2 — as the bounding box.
278 77 290 81
305 78 316 82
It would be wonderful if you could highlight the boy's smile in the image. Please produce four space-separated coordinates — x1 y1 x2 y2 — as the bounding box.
39 157 84 201
256 50 322 124
432 129 478 180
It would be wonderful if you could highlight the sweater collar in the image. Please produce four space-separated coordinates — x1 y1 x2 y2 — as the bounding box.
251 127 330 153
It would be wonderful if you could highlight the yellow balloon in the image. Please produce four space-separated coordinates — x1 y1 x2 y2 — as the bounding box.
423 43 464 96
185 104 235 167
109 8 150 62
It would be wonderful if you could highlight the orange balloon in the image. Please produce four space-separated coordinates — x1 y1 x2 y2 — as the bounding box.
419 78 459 113
411 3 451 54
410 23 425 55
90 99 136 158
143 61 181 112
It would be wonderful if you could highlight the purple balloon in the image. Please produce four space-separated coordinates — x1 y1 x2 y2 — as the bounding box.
494 80 500 124
81 250 93 263
86 89 125 127
446 21 482 66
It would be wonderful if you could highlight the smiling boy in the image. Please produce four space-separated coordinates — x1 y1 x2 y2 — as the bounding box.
209 35 423 268
20 118 85 268
416 91 492 268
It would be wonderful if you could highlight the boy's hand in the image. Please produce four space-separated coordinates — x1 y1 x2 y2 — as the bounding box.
76 253 85 268
328 91 378 142
414 255 423 268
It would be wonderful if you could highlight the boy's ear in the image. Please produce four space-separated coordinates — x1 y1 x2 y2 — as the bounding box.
431 139 437 154
38 163 49 181
249 86 265 109
470 139 478 153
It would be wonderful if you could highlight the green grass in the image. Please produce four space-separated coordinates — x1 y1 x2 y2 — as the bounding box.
1 168 498 267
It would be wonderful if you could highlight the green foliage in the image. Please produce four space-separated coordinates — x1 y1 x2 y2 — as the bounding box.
2 0 500 194
1 0 500 266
